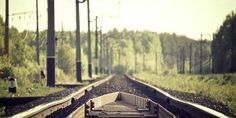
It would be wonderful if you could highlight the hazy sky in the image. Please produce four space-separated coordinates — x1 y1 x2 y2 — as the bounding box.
0 0 235 39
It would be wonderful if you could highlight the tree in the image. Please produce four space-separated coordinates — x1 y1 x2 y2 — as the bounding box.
57 44 75 74
212 11 236 73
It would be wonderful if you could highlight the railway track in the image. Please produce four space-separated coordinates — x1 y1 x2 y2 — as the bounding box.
3 77 105 117
10 75 228 118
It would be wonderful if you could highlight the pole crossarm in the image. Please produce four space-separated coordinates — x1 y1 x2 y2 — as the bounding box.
77 0 86 3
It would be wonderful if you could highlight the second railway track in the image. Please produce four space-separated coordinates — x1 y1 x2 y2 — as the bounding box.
11 75 228 118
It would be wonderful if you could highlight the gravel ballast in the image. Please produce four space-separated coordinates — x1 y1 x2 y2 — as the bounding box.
3 75 234 117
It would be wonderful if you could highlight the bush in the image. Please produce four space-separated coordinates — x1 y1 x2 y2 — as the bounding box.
0 67 13 79
0 56 14 79
127 69 134 76
57 44 75 74
113 65 127 75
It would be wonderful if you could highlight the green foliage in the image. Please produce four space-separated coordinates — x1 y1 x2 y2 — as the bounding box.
57 44 75 74
0 67 13 79
113 65 127 74
0 78 64 97
212 11 236 73
160 33 212 74
0 16 65 98
55 67 78 84
106 29 163 74
0 56 13 79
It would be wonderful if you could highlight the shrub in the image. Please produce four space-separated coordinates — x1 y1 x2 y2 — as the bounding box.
113 65 127 75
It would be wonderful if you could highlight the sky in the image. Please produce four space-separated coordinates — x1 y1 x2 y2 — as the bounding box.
0 0 236 39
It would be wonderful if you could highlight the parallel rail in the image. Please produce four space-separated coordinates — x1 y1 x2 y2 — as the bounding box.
11 75 229 118
126 75 229 118
0 97 42 106
69 92 176 118
11 75 113 118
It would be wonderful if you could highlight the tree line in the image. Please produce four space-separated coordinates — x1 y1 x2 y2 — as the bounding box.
212 11 236 73
1 11 235 81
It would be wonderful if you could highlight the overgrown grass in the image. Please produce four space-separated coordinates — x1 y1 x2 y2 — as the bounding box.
0 67 104 97
0 78 64 97
134 73 236 114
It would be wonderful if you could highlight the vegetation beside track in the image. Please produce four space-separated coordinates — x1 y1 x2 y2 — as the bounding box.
0 79 64 97
134 73 236 114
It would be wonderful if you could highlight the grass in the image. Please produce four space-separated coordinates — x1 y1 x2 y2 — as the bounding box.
0 106 4 116
134 72 236 114
0 78 64 97
0 72 104 97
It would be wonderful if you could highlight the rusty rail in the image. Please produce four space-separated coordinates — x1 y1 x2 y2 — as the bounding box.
11 75 229 118
11 75 113 118
126 75 229 118
69 92 176 118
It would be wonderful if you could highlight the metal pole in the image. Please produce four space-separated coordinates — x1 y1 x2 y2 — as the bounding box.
194 51 198 73
182 47 185 74
189 43 192 74
95 16 98 75
99 27 103 74
36 0 40 65
110 46 113 74
200 34 203 74
155 52 157 74
47 0 55 87
76 0 82 82
143 47 145 71
118 48 121 65
212 33 215 73
106 36 109 74
176 50 179 73
87 0 92 79
134 39 137 73
103 35 106 73
4 0 9 56
134 51 137 73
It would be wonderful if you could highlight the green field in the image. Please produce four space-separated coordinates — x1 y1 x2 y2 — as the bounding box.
134 73 236 114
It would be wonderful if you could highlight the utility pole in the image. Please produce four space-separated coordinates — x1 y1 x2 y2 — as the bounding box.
4 0 9 56
36 0 40 65
179 48 182 73
118 48 121 65
212 33 215 73
75 0 83 82
47 0 55 87
134 51 137 73
133 39 137 73
106 36 109 74
110 46 113 74
87 0 92 79
194 51 198 73
177 52 179 73
61 22 65 44
189 43 192 74
103 35 106 74
143 47 145 71
182 47 185 74
155 52 157 74
95 16 98 75
200 34 203 74
99 27 103 74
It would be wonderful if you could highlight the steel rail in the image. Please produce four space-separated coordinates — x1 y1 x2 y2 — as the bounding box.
126 75 229 118
69 92 176 118
11 75 113 118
